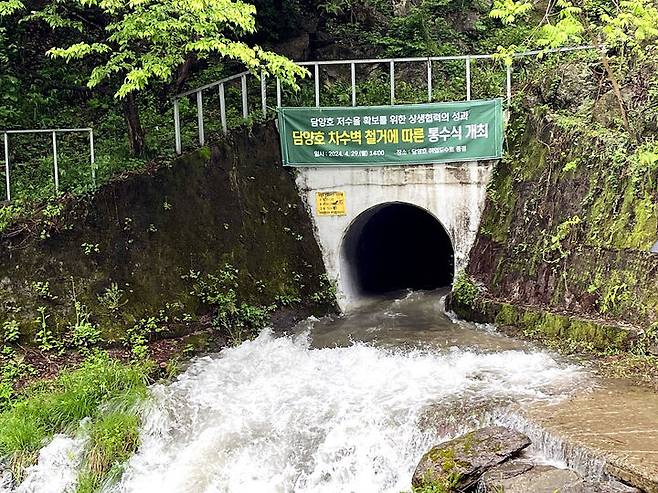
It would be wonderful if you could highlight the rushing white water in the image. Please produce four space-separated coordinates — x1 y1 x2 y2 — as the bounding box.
111 332 586 491
1 435 86 493
5 291 591 493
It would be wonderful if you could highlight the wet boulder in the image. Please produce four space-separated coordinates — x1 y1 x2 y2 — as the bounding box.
480 460 642 493
411 426 531 490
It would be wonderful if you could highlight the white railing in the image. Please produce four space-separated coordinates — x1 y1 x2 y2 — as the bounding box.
172 45 602 154
1 128 95 201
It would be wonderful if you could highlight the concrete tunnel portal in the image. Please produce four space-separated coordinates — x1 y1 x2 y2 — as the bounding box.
341 202 455 296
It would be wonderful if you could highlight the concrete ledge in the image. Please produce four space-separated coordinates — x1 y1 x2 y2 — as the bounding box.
524 385 658 493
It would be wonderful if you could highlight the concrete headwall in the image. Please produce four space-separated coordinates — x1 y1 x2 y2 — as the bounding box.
295 162 494 310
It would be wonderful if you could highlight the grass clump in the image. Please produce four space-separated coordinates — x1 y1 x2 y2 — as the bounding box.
75 412 141 493
0 352 151 474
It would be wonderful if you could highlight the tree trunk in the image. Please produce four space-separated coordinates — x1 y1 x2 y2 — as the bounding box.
577 9 635 142
598 50 634 141
123 93 146 156
173 55 196 93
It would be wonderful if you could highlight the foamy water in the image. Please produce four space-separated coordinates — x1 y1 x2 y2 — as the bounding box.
2 435 86 493
112 330 585 493
4 292 590 493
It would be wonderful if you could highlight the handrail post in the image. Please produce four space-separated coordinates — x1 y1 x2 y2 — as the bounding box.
196 90 204 146
505 63 512 122
241 75 248 119
390 60 395 105
261 71 267 116
89 129 96 186
52 131 59 194
506 63 512 103
173 98 182 155
314 63 320 108
276 78 282 108
427 59 432 102
3 132 9 201
219 83 227 134
350 62 356 107
466 56 471 101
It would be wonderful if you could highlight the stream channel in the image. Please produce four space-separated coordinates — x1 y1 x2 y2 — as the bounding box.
9 289 601 493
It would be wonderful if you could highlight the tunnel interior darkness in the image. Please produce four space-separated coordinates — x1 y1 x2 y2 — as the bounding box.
342 203 454 295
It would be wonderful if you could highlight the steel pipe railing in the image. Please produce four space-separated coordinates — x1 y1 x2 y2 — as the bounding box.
171 44 602 154
1 128 95 202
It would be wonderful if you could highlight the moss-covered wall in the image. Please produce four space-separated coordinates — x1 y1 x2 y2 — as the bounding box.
0 122 330 343
464 56 658 334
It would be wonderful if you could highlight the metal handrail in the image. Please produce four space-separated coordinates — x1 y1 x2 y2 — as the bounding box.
1 128 96 201
172 44 602 154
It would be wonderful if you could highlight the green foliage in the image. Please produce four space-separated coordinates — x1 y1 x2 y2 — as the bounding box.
452 272 479 307
411 482 455 493
274 292 302 307
310 274 337 306
0 355 34 410
2 319 20 345
186 264 239 307
0 204 23 234
0 0 22 15
632 323 658 355
75 411 141 493
97 283 127 313
185 264 273 345
561 159 579 173
125 317 161 360
0 353 149 461
411 462 463 493
490 0 658 51
543 215 581 261
535 0 585 49
490 0 532 25
33 306 59 353
30 281 58 301
12 0 307 99
601 0 658 48
70 302 101 353
81 243 100 255
224 303 272 345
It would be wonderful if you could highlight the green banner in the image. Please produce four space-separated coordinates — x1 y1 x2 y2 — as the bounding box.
277 99 504 166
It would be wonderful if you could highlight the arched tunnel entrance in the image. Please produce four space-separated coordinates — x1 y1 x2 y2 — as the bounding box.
341 202 454 296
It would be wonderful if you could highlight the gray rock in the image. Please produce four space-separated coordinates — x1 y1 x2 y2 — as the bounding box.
554 63 597 109
412 426 531 490
480 461 642 493
272 32 311 61
482 463 582 492
592 87 633 128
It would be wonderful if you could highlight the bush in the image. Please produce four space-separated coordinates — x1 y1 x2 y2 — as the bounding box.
452 272 479 307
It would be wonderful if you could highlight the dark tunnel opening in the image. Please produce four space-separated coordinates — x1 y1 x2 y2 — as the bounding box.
342 203 454 295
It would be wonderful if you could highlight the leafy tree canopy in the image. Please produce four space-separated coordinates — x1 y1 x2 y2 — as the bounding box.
490 0 658 53
490 0 658 139
1 0 307 99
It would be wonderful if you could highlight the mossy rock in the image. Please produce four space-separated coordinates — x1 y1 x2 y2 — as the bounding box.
412 426 531 491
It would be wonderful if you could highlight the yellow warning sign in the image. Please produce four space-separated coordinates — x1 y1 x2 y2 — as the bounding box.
316 191 346 216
